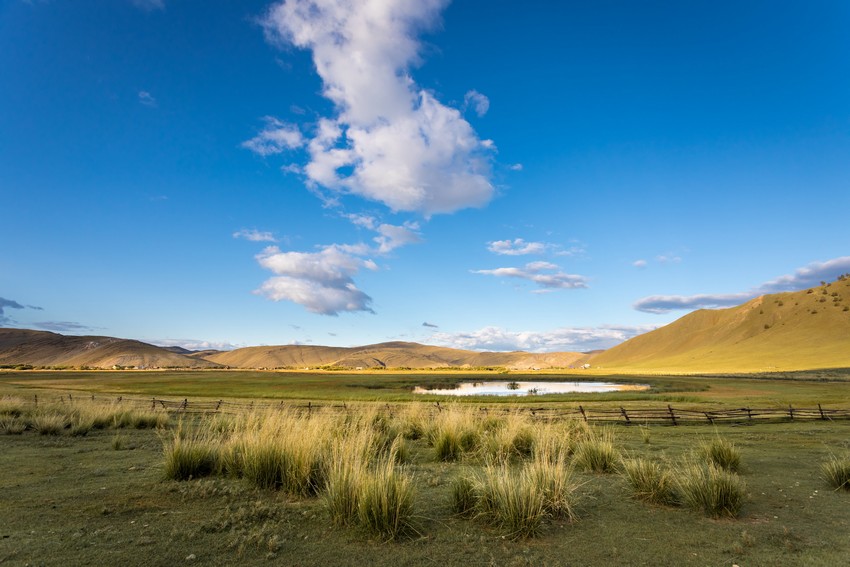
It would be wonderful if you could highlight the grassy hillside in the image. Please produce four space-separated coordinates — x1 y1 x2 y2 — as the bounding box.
204 341 590 370
0 328 217 369
591 277 850 372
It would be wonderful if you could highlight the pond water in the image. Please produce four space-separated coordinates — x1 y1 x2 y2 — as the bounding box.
412 381 650 397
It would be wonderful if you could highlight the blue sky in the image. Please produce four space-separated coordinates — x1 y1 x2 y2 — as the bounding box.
1 0 849 352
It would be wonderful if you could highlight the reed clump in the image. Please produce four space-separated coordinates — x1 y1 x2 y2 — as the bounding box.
356 448 416 540
700 436 741 472
676 462 746 518
162 422 219 481
822 455 850 490
621 457 678 506
573 428 618 473
431 407 480 462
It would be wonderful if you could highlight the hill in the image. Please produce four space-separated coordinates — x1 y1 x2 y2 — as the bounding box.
590 277 850 372
203 341 591 370
0 329 219 369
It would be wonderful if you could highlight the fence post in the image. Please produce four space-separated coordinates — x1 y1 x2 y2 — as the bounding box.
308 401 312 415
746 408 752 421
215 400 222 411
578 405 587 422
704 412 714 424
34 394 37 406
620 407 631 424
818 403 826 420
788 404 794 420
151 397 156 410
667 405 677 426
181 399 188 411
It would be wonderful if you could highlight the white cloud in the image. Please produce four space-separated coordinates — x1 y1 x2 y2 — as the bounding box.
429 324 656 353
242 116 304 157
138 91 157 107
254 245 377 315
374 222 422 254
634 256 850 314
150 338 241 352
344 214 422 254
656 254 682 264
509 163 523 171
261 0 495 216
233 229 279 243
488 238 547 256
632 259 647 269
463 89 490 117
474 261 588 292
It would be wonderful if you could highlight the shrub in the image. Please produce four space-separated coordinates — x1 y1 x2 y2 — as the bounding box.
621 457 678 506
677 463 746 518
822 456 850 490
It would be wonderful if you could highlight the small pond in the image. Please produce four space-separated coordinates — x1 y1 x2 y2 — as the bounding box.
412 381 650 397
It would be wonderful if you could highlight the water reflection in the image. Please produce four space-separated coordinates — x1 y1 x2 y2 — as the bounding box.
413 381 650 397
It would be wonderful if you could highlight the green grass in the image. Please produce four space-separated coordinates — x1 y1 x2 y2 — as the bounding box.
3 411 850 564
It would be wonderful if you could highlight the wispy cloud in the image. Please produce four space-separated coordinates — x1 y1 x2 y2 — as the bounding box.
33 321 95 333
474 261 588 292
632 259 648 269
429 324 656 353
373 222 422 254
509 163 523 171
634 256 850 314
131 0 164 12
242 116 304 157
254 245 377 315
422 321 439 328
138 91 157 107
233 229 279 243
261 0 495 216
488 238 548 256
463 89 490 117
487 238 583 257
656 254 682 264
0 297 42 327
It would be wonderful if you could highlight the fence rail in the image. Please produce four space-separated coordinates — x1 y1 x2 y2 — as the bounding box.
14 393 850 426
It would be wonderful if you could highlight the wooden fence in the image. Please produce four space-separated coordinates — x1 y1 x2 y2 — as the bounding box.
19 393 850 426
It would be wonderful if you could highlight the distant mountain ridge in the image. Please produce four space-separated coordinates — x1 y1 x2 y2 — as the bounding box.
0 329 590 370
0 329 218 369
3 276 848 372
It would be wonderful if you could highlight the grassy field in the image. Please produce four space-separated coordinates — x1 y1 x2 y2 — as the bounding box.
2 371 850 566
3 368 850 408
1 406 849 566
